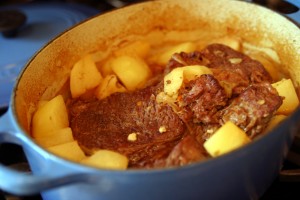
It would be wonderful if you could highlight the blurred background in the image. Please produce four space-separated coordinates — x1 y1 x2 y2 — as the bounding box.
0 0 148 11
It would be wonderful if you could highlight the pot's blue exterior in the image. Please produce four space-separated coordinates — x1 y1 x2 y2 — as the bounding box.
1 103 300 200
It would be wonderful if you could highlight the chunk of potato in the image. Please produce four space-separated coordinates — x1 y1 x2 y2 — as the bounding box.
34 127 74 147
210 36 241 51
250 53 280 81
47 141 86 162
272 79 299 115
263 115 287 134
32 95 69 138
95 74 127 100
81 150 128 170
111 55 151 91
157 42 196 65
37 100 48 109
183 65 213 82
114 41 150 58
70 54 103 98
242 42 281 64
100 58 114 77
164 67 184 98
204 121 251 157
164 65 212 98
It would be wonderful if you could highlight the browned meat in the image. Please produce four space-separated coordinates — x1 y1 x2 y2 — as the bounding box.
177 74 228 124
153 135 207 168
219 83 283 138
174 76 282 140
166 51 208 72
69 84 188 168
167 44 272 96
68 43 283 169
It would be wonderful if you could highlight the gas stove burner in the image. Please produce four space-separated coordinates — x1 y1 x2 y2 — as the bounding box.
0 10 27 38
104 0 150 8
252 0 299 14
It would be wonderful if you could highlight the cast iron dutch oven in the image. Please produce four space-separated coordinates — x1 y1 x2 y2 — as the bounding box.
1 0 300 199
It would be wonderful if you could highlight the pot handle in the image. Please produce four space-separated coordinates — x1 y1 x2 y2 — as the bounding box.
0 163 92 196
0 111 93 196
285 0 300 24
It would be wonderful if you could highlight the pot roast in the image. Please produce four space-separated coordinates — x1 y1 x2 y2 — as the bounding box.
69 44 283 169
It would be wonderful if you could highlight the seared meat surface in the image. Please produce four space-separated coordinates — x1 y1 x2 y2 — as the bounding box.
70 84 187 168
167 44 272 96
220 83 283 138
69 44 282 169
177 74 228 124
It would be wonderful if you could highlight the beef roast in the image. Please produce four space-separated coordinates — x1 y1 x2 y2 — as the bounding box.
68 43 283 169
167 44 272 96
69 84 191 168
177 74 228 124
220 83 283 138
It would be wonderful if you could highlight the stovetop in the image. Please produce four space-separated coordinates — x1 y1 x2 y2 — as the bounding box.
1 0 300 199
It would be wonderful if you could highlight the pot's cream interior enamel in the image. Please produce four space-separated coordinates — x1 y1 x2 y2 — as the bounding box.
14 0 300 134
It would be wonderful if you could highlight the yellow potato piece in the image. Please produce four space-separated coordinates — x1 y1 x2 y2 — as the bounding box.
164 65 212 98
114 41 150 58
81 150 128 170
34 127 74 147
111 55 151 91
32 95 69 138
250 53 280 81
183 65 213 81
164 67 184 98
37 100 48 109
242 42 281 64
70 54 103 98
47 141 86 162
204 121 251 157
263 115 287 134
157 42 196 65
95 74 127 100
100 58 114 77
272 79 299 115
210 36 241 51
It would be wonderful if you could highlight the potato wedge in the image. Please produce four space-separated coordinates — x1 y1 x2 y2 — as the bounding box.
95 74 127 100
70 54 103 98
210 36 241 51
263 115 286 133
114 40 150 58
34 127 74 147
81 150 128 170
204 121 251 157
32 95 69 138
47 141 86 162
100 58 114 77
37 100 48 109
250 53 280 81
111 55 151 91
242 42 281 64
272 79 299 115
164 67 184 98
183 65 213 81
156 42 196 65
164 65 212 98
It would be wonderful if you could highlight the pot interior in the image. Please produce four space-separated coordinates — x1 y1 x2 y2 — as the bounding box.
13 0 300 141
